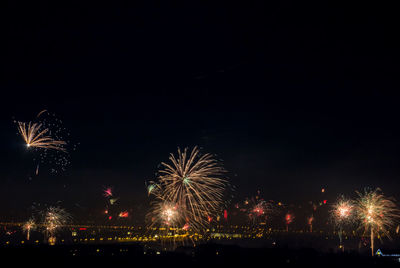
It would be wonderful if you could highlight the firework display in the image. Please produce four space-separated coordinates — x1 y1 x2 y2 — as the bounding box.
15 111 74 174
147 147 227 232
146 181 161 197
103 187 113 198
3 5 400 266
22 218 36 241
307 215 314 232
331 196 354 250
119 211 129 218
101 186 124 222
241 191 274 225
146 198 186 249
285 212 295 232
5 110 400 255
355 188 400 256
42 206 71 244
147 201 182 227
249 200 271 223
17 122 67 151
109 198 119 205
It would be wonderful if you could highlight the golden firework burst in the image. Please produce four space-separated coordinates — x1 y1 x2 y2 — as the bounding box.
18 122 66 151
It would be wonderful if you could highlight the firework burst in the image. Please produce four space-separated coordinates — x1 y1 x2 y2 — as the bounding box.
147 199 184 229
146 181 161 197
146 198 191 249
250 200 272 223
102 186 121 221
331 196 354 249
307 215 314 232
18 122 66 151
244 194 274 226
355 188 400 256
22 218 36 240
103 187 113 197
119 211 129 218
154 146 227 231
109 198 119 205
285 212 295 232
42 206 71 244
15 111 74 174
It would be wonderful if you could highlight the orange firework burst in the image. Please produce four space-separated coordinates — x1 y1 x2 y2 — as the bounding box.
42 206 71 244
332 196 354 225
307 215 314 232
147 200 183 228
355 188 400 256
18 122 66 151
331 196 354 250
155 146 227 231
22 218 36 240
119 211 129 218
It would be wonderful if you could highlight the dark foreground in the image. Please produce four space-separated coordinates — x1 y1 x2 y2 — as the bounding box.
1 243 399 268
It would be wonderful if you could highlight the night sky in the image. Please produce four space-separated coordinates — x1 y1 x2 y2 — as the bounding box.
2 2 400 223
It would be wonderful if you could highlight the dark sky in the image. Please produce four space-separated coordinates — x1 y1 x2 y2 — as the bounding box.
1 1 400 222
